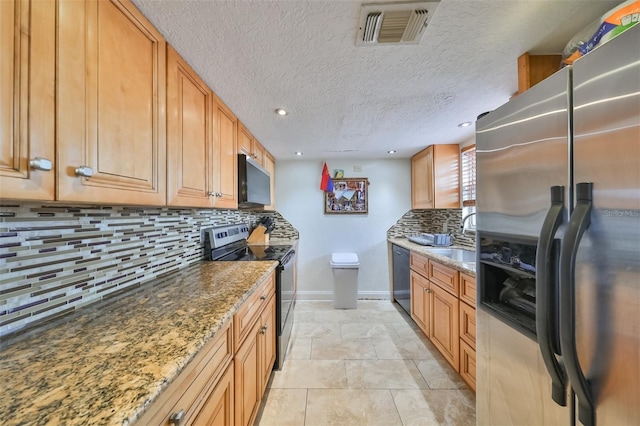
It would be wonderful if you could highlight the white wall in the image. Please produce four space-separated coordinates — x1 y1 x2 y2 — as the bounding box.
276 159 411 300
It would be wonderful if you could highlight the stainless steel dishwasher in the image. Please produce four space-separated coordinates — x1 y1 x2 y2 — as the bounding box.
392 244 411 314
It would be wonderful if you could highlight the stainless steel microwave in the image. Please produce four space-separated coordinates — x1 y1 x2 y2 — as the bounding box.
238 154 271 208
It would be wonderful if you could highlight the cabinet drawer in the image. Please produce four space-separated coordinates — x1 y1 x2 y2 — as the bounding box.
460 273 476 306
139 319 233 425
234 271 275 349
429 260 459 296
410 252 429 277
459 301 476 349
459 339 476 392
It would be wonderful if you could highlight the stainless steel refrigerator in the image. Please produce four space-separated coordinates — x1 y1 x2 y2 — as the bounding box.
475 24 639 426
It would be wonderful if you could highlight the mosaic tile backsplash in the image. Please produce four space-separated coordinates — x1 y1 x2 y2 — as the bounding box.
387 209 476 248
0 204 298 337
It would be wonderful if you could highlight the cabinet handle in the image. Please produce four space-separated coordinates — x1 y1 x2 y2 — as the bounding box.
260 325 268 334
29 157 52 171
74 166 94 178
169 409 185 425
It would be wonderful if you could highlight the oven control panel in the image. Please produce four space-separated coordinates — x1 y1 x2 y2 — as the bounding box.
203 224 249 250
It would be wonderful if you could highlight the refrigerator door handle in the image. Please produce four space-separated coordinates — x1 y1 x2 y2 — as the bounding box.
560 182 595 426
536 185 567 406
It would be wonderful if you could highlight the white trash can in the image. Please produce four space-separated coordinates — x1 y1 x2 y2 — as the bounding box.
331 252 359 309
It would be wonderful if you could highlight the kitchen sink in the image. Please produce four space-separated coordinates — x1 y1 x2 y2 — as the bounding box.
426 248 476 263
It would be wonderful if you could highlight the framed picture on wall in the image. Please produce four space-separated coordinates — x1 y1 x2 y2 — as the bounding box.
324 178 368 214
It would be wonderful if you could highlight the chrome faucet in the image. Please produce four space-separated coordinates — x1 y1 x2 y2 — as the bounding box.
461 212 477 234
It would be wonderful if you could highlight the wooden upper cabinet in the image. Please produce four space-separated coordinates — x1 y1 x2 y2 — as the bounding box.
237 122 265 166
411 144 460 209
166 45 214 208
263 151 276 211
212 95 238 209
517 53 561 95
252 139 265 166
0 0 56 201
238 122 253 158
57 0 166 205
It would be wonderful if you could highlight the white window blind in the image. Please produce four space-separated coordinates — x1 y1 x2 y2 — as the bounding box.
461 145 476 206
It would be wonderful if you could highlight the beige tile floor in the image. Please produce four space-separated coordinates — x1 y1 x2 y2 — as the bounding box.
256 300 476 426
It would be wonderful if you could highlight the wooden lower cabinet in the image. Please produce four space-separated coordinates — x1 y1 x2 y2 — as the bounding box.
259 295 276 395
409 254 476 391
191 362 235 426
410 270 431 338
430 282 460 372
234 319 261 426
459 339 476 391
138 320 233 425
139 272 276 425
235 294 276 426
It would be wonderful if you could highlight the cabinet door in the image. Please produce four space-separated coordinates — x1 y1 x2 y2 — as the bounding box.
252 138 265 166
167 45 213 207
410 270 430 338
57 0 166 205
431 282 460 371
263 151 276 210
459 272 476 307
212 96 238 209
0 0 55 200
191 362 235 426
459 339 476 391
411 146 433 209
259 295 276 394
432 144 460 208
234 320 261 426
237 122 253 158
459 301 476 349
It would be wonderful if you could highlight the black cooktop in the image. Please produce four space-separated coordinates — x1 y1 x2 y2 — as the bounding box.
212 244 294 263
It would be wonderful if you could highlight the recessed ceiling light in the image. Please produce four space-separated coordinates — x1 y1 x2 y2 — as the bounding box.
387 150 396 154
275 108 288 116
458 121 473 128
295 152 303 156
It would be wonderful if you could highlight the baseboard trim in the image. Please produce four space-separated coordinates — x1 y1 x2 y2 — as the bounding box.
296 291 390 301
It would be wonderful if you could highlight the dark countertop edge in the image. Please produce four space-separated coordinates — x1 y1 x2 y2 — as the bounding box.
388 238 476 276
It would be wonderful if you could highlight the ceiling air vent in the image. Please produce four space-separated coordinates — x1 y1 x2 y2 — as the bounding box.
357 1 440 46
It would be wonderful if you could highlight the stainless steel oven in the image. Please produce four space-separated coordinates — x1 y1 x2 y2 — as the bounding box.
203 223 296 370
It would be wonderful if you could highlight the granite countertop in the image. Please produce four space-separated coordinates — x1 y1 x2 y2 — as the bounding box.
0 261 278 426
388 237 476 276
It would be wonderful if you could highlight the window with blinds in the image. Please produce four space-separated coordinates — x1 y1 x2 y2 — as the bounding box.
461 145 476 206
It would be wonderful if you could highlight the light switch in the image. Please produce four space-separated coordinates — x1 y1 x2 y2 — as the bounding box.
353 165 362 172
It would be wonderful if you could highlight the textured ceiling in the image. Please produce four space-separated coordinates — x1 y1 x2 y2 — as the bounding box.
132 0 622 159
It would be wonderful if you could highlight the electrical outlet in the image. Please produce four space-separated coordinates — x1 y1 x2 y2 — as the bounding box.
353 165 362 172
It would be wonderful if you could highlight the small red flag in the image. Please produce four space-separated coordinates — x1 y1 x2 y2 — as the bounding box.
320 162 333 191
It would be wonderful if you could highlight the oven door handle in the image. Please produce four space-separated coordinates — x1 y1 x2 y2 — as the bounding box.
280 250 296 269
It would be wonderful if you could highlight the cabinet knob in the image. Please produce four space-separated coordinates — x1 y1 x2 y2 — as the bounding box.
208 191 216 197
260 325 268 334
74 166 94 178
169 409 185 425
29 157 52 171
424 288 431 293
260 295 267 300
217 192 223 197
